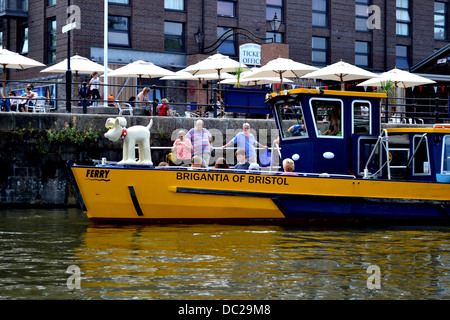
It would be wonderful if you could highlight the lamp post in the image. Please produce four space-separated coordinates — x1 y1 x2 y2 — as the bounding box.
269 13 281 43
194 27 205 54
66 0 72 113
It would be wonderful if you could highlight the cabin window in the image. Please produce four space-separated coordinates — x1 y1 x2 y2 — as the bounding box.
309 98 343 138
352 101 371 134
357 136 382 177
442 135 450 174
276 104 308 140
412 135 430 175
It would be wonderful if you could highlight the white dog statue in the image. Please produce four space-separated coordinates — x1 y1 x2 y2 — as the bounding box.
104 117 153 165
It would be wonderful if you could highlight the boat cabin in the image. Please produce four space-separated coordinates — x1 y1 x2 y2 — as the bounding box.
266 89 450 183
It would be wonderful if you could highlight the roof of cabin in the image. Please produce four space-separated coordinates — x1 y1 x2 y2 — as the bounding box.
266 89 387 101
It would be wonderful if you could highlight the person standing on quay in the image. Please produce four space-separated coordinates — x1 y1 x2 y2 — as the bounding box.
89 72 101 106
185 119 213 167
221 122 267 163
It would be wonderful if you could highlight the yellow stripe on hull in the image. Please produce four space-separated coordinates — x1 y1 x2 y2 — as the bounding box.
70 166 450 222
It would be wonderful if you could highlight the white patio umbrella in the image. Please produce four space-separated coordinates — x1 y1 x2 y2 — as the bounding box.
357 68 436 118
357 67 436 88
0 48 45 92
161 70 235 116
160 70 235 81
41 54 112 92
181 52 249 79
245 57 318 86
221 68 293 87
106 59 175 87
181 53 249 117
301 60 378 90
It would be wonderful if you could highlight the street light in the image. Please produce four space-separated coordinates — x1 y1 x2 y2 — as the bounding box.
194 28 205 53
269 13 281 43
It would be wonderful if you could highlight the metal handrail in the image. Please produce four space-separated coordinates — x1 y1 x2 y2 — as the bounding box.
363 129 391 180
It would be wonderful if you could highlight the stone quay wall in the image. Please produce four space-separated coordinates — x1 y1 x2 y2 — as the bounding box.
0 112 278 207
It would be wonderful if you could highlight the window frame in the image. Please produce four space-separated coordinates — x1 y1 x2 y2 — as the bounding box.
309 98 344 139
164 21 185 52
266 0 284 21
275 103 309 141
441 135 450 175
217 26 236 56
355 41 371 68
355 0 371 32
47 18 57 65
164 0 185 11
412 134 431 176
108 15 131 47
434 1 447 40
396 0 411 36
352 100 372 134
109 0 130 4
312 0 329 28
396 45 410 70
312 36 328 66
218 0 237 18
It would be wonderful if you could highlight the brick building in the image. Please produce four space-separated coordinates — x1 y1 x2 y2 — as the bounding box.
0 0 449 104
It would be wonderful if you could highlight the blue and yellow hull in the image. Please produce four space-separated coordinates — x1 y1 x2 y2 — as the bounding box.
68 163 450 225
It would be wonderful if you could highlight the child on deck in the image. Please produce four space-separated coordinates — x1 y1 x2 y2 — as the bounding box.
234 148 250 170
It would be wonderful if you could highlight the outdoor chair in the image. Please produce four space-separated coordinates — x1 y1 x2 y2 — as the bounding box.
119 103 134 116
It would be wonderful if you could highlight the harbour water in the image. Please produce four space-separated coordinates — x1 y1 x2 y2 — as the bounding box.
1 208 450 300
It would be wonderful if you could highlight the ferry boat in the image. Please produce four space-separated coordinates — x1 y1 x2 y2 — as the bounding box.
68 89 450 225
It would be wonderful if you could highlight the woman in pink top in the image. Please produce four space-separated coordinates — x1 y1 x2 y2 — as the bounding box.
172 130 192 165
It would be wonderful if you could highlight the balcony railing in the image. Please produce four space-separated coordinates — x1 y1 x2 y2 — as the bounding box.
0 0 28 18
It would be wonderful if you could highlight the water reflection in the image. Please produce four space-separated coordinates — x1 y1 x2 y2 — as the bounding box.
1 209 450 300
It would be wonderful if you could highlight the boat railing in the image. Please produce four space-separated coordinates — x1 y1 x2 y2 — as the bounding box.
92 161 357 179
405 133 427 169
270 141 282 173
363 129 391 180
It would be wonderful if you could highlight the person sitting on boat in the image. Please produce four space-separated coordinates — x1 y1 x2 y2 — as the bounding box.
322 107 341 136
190 155 204 169
281 158 297 176
215 157 230 169
234 148 250 171
248 162 260 173
288 124 305 136
185 119 213 167
221 122 267 163
157 162 169 168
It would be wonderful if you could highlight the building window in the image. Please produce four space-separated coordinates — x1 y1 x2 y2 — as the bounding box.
47 18 57 64
48 0 56 6
356 0 371 32
164 21 185 52
217 27 236 56
266 31 284 43
312 0 328 27
165 0 184 10
109 0 130 4
435 2 447 40
108 16 130 47
312 36 328 66
396 45 410 69
266 0 283 21
218 0 236 17
396 0 411 36
20 25 28 55
355 41 370 68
